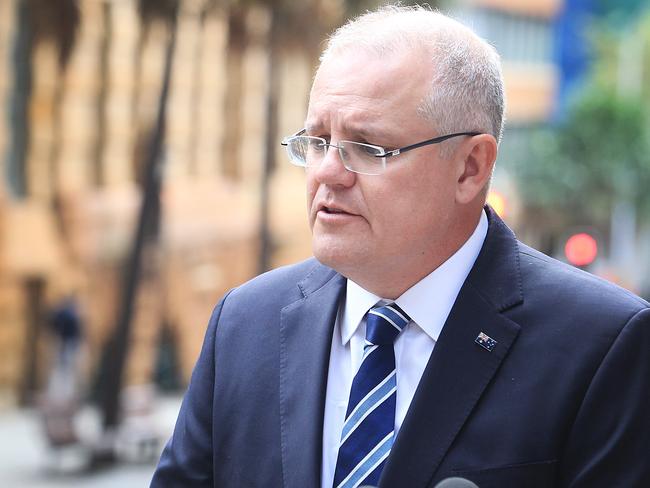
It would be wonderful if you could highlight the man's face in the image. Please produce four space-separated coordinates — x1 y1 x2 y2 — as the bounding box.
305 49 465 296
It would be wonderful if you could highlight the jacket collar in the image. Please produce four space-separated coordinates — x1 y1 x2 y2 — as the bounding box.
279 261 345 487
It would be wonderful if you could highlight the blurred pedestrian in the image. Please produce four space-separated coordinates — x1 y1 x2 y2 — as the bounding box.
41 295 83 447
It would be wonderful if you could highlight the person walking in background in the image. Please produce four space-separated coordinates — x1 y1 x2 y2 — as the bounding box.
42 295 83 447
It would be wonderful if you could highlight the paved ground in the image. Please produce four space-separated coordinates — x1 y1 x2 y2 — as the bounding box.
0 395 182 488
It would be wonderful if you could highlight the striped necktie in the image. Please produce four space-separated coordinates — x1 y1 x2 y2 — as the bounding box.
333 303 410 488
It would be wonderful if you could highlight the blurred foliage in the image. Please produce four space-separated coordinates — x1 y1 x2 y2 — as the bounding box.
594 0 649 26
589 10 650 104
515 8 650 227
518 88 650 224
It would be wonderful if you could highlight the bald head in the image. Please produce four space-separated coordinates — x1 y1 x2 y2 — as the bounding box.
320 5 506 146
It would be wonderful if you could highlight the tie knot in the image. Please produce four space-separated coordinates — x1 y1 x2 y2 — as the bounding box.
365 303 410 345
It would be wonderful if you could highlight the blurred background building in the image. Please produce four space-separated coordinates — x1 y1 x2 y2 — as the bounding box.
0 0 649 482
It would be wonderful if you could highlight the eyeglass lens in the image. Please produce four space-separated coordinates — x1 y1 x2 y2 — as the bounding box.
287 136 386 175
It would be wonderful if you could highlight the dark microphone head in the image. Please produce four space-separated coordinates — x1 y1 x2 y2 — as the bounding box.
434 477 479 488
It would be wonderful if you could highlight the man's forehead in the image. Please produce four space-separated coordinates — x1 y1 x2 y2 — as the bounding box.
317 45 428 77
311 47 432 105
305 54 431 137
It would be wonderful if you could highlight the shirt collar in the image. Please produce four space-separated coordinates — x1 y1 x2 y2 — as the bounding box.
340 209 489 345
340 281 381 346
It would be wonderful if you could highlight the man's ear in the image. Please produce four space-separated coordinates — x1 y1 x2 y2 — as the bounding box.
454 134 497 204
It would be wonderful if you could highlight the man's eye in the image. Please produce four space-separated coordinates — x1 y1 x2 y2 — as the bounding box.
307 139 327 152
361 140 387 151
357 144 383 158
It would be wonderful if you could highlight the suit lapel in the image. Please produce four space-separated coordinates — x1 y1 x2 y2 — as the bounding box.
279 264 346 488
380 207 524 487
380 286 521 487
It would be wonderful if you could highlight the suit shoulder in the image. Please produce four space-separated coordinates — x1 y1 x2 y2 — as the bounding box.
517 241 649 314
223 257 338 310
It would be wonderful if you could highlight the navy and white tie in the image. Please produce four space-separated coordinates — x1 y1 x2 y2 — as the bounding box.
333 303 411 488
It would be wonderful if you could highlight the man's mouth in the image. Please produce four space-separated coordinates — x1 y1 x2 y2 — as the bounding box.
322 206 348 214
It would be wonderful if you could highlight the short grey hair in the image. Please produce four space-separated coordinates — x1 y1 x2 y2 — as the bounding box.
320 5 506 146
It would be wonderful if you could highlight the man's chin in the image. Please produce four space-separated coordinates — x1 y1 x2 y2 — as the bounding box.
312 247 341 270
312 239 359 275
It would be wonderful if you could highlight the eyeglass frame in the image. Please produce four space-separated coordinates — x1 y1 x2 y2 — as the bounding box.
280 128 482 171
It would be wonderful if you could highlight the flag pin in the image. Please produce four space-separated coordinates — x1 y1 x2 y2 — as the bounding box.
475 332 497 352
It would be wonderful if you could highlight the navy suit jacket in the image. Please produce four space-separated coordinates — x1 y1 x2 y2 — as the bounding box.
151 209 650 487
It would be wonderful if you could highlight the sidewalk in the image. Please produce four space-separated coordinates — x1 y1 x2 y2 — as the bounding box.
0 395 182 488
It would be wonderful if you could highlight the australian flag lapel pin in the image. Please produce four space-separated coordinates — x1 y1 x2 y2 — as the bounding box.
475 331 497 352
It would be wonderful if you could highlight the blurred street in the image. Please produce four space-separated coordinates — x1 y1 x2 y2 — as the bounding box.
0 395 182 488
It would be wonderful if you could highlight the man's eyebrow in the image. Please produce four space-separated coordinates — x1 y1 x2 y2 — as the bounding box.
304 121 322 134
304 121 388 141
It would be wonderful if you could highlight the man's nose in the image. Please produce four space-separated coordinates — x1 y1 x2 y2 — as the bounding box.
313 144 356 187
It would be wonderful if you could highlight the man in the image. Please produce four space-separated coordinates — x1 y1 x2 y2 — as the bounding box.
152 5 650 487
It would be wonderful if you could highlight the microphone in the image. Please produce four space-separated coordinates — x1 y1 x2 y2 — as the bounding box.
434 477 479 488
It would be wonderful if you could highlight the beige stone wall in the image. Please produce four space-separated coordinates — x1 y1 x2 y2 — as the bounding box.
163 235 258 381
161 177 260 380
27 44 57 200
102 0 139 187
0 280 25 407
194 13 227 179
56 0 102 193
271 54 314 268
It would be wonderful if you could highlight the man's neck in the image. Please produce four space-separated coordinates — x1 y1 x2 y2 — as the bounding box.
347 209 487 299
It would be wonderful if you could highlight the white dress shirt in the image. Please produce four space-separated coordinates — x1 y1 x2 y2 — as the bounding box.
321 210 488 488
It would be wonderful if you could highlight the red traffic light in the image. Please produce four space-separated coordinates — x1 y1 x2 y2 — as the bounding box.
564 233 598 266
